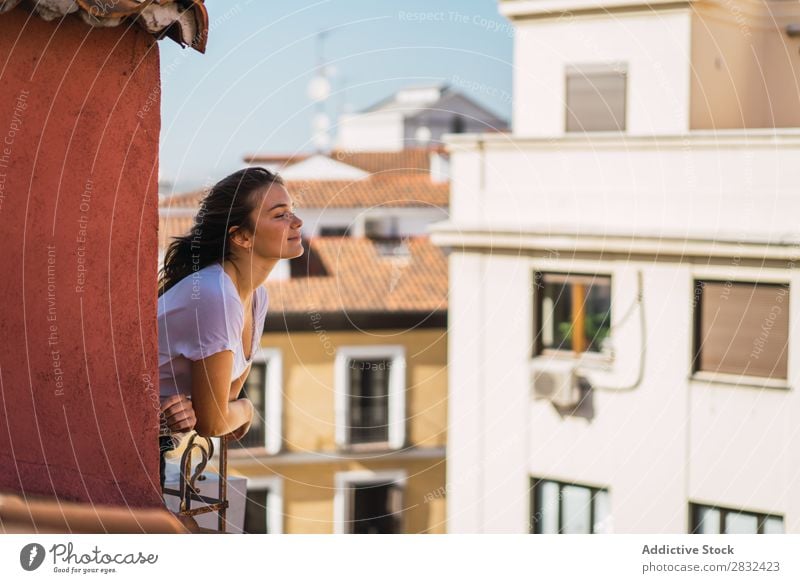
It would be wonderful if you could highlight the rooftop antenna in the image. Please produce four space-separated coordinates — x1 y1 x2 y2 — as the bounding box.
308 30 332 153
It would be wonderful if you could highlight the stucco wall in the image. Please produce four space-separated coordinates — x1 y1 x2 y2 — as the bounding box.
445 248 800 533
231 459 447 534
0 10 162 507
512 9 692 137
262 328 448 452
690 3 800 130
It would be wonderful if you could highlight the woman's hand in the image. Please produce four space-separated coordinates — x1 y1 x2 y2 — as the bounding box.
160 394 197 433
228 399 254 442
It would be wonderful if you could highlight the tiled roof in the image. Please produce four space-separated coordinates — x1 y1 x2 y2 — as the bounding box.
157 213 448 314
158 214 194 251
327 149 440 175
244 148 444 175
159 190 205 209
0 0 209 53
156 212 448 313
159 171 449 210
289 175 448 208
267 237 448 314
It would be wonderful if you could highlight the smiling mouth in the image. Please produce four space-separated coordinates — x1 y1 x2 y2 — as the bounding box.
288 235 301 241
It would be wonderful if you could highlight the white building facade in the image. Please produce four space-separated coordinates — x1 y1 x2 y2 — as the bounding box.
337 84 508 152
434 0 800 533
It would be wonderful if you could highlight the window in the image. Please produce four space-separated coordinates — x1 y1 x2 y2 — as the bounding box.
690 503 783 534
290 239 327 277
365 216 399 240
450 115 465 134
229 349 282 454
565 65 626 132
530 478 611 534
693 281 789 379
335 470 406 534
319 225 351 237
351 482 403 533
231 362 266 450
348 359 390 444
535 273 611 355
335 346 406 449
243 488 269 533
240 477 283 534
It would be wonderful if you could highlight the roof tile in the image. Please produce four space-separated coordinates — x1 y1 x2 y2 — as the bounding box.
266 237 448 314
1 0 209 52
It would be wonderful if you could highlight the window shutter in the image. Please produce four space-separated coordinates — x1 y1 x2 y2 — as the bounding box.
566 69 626 132
696 281 789 379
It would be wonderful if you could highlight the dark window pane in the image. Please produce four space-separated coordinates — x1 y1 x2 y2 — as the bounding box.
290 240 327 277
243 488 268 534
538 274 611 354
319 226 350 237
348 359 390 444
350 482 400 534
231 362 267 450
585 281 612 352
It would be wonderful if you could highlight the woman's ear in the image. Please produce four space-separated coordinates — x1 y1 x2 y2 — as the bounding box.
227 225 252 250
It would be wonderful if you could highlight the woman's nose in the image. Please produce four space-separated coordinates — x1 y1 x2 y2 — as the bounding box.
292 213 303 228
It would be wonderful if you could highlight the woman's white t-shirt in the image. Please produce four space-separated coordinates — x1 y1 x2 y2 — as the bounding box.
157 262 268 401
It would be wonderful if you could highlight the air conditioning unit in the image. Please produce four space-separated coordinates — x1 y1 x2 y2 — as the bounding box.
531 358 581 408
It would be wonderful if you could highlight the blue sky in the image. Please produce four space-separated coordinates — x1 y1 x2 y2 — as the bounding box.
158 0 513 192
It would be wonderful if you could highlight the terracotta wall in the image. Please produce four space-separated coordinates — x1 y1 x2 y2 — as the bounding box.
0 9 162 507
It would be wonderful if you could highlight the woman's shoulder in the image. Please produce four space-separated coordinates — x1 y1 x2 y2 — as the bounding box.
158 262 245 341
160 263 237 311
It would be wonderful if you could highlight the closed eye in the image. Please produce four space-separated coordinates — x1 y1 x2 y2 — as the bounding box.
275 207 297 218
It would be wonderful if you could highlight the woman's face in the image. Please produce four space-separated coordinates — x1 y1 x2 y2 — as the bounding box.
246 182 304 260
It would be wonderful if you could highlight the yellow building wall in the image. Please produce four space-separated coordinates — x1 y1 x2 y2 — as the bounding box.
229 326 448 533
262 328 448 452
232 458 447 534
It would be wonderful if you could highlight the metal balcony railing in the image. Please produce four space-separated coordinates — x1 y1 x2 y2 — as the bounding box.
162 434 229 533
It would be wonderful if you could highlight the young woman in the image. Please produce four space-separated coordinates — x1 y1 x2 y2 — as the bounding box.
156 167 303 490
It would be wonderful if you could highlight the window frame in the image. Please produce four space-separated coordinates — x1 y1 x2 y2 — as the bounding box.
689 502 783 534
564 62 628 133
534 271 613 358
334 469 407 534
690 275 790 386
529 476 610 534
335 345 406 451
228 348 283 455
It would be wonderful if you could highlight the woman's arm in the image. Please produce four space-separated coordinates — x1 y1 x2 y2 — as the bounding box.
229 362 252 401
190 351 253 437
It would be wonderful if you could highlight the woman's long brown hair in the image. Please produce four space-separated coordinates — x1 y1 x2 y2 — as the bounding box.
158 167 284 296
